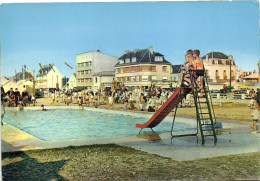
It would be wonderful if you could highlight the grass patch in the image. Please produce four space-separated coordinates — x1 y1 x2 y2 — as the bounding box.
2 144 260 180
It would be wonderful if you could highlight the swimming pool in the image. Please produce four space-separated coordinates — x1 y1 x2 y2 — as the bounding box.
3 108 196 141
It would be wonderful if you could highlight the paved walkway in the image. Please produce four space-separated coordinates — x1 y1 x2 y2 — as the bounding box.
2 106 259 161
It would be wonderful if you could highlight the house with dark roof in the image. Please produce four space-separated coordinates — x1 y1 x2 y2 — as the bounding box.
202 51 237 87
115 46 172 88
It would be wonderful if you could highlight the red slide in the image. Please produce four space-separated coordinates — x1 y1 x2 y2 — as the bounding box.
136 87 192 129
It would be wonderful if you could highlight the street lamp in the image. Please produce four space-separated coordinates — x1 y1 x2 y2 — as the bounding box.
228 55 233 89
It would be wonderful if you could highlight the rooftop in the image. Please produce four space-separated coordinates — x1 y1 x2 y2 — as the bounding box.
116 47 171 66
202 52 229 59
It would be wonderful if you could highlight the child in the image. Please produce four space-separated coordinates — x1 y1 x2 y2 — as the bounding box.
108 94 114 110
123 100 128 110
40 104 47 111
250 103 259 133
31 93 36 106
85 94 90 107
129 100 136 110
94 93 99 108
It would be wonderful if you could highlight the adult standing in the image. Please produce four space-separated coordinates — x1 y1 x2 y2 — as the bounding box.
13 88 21 106
256 88 260 104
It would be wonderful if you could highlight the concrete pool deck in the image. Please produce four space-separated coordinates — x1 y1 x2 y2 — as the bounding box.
1 106 260 161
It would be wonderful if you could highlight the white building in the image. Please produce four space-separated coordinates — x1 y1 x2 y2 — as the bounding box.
93 71 115 92
36 64 63 90
76 50 118 90
68 73 77 90
2 79 34 95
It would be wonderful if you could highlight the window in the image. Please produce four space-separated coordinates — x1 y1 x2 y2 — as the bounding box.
81 79 84 82
142 66 149 71
95 77 98 83
151 76 157 80
151 66 156 71
163 66 167 72
136 76 140 81
131 76 135 82
78 71 81 75
119 59 124 64
216 70 219 79
218 60 222 64
162 76 168 81
126 77 130 82
223 70 227 79
155 56 163 61
226 60 230 65
142 75 148 81
81 71 84 75
132 57 136 63
125 58 130 63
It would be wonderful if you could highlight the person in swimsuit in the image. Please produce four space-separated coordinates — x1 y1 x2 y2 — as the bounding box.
184 49 195 70
193 49 205 97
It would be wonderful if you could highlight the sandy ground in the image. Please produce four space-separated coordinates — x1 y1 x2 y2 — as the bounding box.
32 97 253 122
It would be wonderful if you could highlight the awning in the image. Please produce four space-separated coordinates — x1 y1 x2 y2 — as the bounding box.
73 86 88 92
238 85 248 89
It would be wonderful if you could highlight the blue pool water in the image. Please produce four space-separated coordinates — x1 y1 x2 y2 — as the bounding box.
3 109 196 141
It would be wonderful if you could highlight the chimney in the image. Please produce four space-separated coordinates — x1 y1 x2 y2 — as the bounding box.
149 46 153 54
134 48 140 53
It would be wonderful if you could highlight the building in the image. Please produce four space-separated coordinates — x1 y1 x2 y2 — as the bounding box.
202 52 237 89
13 71 34 82
93 71 115 92
171 64 184 88
76 50 118 91
241 72 259 84
2 79 34 95
67 73 77 90
35 64 63 90
115 46 172 89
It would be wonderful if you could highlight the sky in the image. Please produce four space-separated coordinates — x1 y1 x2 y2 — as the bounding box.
0 1 259 78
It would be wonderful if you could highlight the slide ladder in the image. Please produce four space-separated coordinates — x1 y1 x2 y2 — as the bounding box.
171 71 217 144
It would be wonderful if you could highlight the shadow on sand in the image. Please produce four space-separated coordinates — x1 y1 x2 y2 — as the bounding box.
2 146 69 181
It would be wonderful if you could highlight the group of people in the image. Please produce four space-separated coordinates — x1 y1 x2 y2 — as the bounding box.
61 91 100 107
1 87 36 107
107 87 175 112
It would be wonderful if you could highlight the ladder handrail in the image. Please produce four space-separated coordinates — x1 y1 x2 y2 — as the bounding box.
204 72 217 124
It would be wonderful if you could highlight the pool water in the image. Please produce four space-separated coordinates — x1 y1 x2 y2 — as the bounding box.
3 109 196 141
